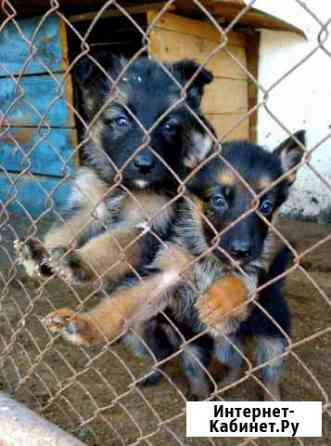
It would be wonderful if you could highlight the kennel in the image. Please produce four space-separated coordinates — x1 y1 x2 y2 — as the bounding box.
0 1 301 217
0 2 330 446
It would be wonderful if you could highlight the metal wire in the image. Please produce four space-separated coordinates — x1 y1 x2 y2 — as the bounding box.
0 1 330 445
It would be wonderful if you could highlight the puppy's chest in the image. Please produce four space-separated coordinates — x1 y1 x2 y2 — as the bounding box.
115 191 175 232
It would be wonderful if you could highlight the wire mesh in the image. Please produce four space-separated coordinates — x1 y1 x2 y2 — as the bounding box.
0 1 330 445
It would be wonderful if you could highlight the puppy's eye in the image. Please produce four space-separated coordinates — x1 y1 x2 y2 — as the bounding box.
211 195 228 210
259 200 273 215
114 116 129 128
162 118 179 133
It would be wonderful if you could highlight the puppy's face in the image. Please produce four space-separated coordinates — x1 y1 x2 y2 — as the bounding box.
76 55 213 190
189 132 305 264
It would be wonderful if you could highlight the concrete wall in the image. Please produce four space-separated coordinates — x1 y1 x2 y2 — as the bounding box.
248 0 331 222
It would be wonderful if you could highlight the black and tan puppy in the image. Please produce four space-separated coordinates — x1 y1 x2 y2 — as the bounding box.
43 131 305 401
15 53 214 285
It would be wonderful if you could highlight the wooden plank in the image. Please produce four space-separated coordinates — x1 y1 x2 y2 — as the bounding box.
0 173 71 218
206 113 249 140
0 128 77 177
0 15 68 76
147 11 247 47
173 0 244 18
149 28 247 79
70 2 174 23
246 31 260 143
0 74 74 128
202 78 247 114
209 2 305 35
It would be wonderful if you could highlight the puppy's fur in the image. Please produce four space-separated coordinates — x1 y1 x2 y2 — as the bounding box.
43 131 305 402
15 53 214 285
143 245 293 401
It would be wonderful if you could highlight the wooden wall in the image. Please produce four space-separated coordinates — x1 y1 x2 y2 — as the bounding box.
0 15 77 218
148 11 250 141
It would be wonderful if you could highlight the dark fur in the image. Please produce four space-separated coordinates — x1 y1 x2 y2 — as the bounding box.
139 246 292 400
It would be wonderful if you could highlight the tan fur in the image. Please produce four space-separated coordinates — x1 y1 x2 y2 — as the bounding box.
153 243 195 278
191 197 204 223
260 336 284 400
73 193 174 282
45 269 185 345
44 168 109 249
44 242 196 345
121 191 174 228
258 175 273 191
89 120 106 149
44 165 176 284
44 210 98 249
183 133 213 169
196 276 248 333
77 226 145 282
218 170 235 186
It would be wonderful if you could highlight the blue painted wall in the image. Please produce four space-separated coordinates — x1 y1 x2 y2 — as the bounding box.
0 14 77 218
0 75 74 128
0 128 77 177
0 15 67 76
0 173 72 219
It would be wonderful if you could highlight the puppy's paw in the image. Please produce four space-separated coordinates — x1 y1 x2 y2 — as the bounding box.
49 247 95 286
14 238 52 278
196 276 248 333
43 308 97 346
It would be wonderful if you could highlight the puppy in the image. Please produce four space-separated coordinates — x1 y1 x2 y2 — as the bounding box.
15 53 214 286
43 131 304 402
136 132 304 400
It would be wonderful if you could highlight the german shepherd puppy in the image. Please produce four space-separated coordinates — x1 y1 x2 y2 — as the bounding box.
134 133 304 400
43 131 304 402
15 53 214 286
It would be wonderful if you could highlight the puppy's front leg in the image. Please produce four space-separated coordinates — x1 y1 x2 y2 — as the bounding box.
49 226 146 286
44 244 194 345
14 208 99 280
44 272 177 346
195 275 254 336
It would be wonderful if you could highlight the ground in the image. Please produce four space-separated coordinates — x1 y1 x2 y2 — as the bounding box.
0 214 330 446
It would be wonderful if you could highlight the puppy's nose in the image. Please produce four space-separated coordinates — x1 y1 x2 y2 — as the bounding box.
229 240 251 260
134 153 155 174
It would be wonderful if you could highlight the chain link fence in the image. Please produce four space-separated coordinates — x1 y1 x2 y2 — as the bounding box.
0 0 330 445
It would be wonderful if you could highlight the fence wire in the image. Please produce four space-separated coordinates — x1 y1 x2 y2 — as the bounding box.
0 1 330 445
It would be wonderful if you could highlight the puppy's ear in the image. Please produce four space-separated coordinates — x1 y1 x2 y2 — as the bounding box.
182 115 217 169
274 130 305 184
74 50 127 118
172 59 213 108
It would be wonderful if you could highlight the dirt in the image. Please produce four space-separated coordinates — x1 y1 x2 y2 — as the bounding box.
0 214 330 446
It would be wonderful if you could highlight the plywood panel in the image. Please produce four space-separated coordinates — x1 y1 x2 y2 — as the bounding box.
0 74 74 127
0 173 71 218
148 10 248 122
0 15 68 76
149 28 247 79
202 78 247 114
0 128 77 177
147 11 247 47
206 113 249 140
